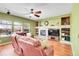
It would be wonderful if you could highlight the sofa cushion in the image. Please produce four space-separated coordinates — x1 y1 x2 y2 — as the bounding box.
18 36 41 47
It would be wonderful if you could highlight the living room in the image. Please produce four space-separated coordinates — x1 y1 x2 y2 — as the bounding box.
0 3 79 56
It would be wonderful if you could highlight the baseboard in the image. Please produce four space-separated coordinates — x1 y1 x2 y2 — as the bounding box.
0 42 12 46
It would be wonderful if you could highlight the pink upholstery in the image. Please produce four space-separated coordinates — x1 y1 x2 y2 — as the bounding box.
11 33 45 56
11 35 23 55
18 39 46 56
11 32 53 56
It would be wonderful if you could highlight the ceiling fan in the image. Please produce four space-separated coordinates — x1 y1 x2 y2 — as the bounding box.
26 9 42 18
4 8 42 18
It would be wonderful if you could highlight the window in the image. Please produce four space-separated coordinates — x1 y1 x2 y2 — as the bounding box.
0 21 30 37
0 20 12 37
14 22 22 32
23 23 30 33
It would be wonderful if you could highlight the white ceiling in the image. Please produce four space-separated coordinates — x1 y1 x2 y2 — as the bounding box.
0 3 72 20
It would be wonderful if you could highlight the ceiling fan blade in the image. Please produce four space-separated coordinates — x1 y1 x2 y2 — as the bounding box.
34 14 40 17
35 11 41 14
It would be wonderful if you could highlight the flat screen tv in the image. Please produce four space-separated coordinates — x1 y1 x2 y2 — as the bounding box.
40 30 46 36
48 29 60 36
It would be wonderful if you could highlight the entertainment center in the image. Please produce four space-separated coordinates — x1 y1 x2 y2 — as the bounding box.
35 16 70 44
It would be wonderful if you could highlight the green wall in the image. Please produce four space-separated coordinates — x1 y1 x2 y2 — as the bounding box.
0 12 36 44
38 14 70 26
0 12 36 35
38 14 71 42
71 4 79 56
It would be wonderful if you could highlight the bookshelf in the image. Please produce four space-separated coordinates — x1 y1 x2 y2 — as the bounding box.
60 17 70 44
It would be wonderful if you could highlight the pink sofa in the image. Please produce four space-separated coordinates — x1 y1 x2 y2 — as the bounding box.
18 39 46 56
11 35 23 56
11 32 53 56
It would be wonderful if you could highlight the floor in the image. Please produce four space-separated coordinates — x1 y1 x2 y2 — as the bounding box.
0 40 72 56
0 44 17 56
48 40 72 56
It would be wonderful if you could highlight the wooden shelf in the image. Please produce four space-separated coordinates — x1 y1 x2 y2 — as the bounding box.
61 17 70 25
61 16 70 42
61 25 70 28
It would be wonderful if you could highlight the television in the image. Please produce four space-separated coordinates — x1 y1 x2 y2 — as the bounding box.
48 29 60 36
40 30 46 36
